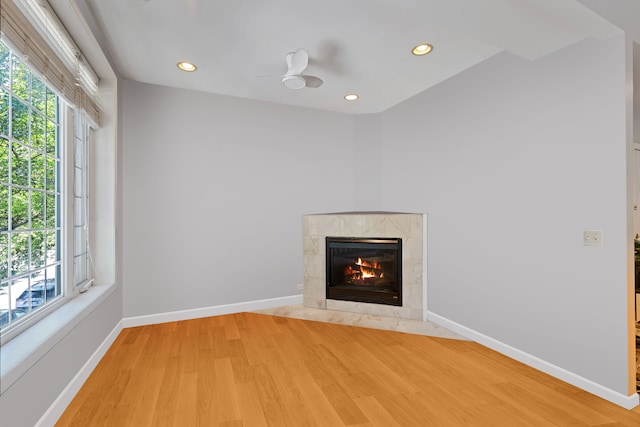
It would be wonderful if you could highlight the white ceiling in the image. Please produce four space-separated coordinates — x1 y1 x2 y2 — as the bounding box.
78 0 637 115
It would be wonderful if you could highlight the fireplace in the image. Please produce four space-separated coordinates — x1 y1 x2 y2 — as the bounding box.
326 237 402 306
303 212 424 320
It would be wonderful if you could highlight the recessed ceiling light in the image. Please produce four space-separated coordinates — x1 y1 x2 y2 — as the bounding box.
412 44 433 56
177 61 197 72
344 94 359 101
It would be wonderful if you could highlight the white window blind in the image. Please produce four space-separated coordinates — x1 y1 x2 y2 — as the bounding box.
0 0 100 125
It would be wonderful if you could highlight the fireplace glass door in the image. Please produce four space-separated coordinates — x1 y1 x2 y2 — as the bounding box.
326 237 402 306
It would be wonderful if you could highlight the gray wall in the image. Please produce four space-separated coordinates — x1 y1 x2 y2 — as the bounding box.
353 114 382 211
379 34 630 393
121 81 356 317
635 42 640 142
31 31 625 427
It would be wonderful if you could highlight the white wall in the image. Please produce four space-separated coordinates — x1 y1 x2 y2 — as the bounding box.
121 81 356 317
379 34 630 394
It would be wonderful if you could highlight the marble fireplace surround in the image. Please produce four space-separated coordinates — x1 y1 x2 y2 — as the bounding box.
303 212 426 320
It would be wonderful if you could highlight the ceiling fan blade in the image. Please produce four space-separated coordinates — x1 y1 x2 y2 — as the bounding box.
289 49 309 75
285 52 294 73
303 75 323 88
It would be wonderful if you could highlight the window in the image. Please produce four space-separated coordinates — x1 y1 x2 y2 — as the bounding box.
0 39 91 340
72 113 90 288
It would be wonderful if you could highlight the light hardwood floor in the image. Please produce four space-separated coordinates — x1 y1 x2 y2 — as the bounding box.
57 312 640 426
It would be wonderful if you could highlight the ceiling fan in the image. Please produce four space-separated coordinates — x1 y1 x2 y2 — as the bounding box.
261 49 323 90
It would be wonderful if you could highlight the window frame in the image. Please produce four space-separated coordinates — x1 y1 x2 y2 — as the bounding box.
71 111 92 290
0 40 92 344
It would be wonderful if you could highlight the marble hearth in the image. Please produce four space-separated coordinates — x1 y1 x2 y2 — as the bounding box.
303 212 426 320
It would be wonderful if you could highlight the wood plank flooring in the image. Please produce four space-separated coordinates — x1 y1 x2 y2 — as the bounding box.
56 312 640 426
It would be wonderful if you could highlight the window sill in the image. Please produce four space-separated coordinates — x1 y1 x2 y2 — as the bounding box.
0 283 116 394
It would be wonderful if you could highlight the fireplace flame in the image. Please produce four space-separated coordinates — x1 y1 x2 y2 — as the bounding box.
355 257 381 270
345 257 384 282
359 266 377 279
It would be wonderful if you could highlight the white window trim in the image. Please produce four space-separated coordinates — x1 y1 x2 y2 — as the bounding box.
71 110 92 291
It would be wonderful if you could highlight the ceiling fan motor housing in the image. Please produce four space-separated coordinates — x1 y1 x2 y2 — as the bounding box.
282 75 306 89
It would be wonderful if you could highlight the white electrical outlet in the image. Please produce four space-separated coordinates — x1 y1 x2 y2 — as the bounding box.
296 283 304 290
583 230 603 246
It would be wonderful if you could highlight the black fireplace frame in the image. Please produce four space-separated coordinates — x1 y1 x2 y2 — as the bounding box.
325 236 402 306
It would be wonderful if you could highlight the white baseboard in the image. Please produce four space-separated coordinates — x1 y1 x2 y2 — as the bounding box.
122 294 303 328
427 311 639 410
35 319 124 427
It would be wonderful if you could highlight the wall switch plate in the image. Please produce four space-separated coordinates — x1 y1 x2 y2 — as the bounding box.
583 230 603 246
296 283 304 290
